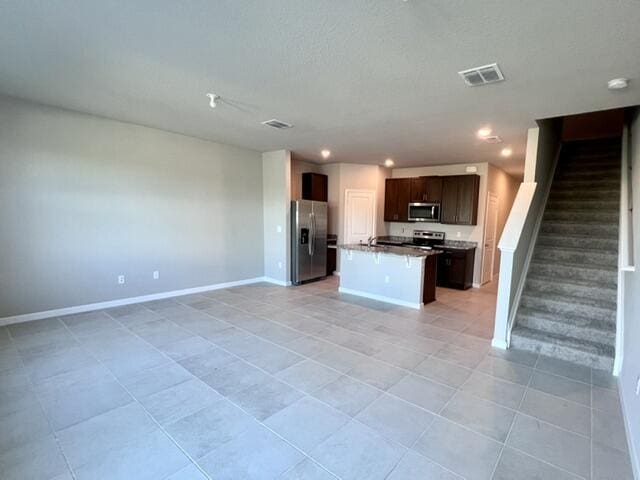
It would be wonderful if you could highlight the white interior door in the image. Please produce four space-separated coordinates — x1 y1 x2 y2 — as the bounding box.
344 189 376 244
482 192 499 284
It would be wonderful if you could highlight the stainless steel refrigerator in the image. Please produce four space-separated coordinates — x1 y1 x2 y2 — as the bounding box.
291 200 327 285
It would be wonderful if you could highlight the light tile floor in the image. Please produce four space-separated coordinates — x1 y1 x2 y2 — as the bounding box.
0 277 633 480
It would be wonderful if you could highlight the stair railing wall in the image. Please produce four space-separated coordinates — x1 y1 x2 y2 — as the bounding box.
614 124 635 375
493 120 562 349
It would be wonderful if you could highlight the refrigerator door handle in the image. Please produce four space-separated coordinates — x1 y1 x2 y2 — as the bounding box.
310 212 316 256
308 212 313 256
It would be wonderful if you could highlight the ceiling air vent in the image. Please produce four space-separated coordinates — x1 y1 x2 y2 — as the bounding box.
458 63 504 86
483 135 503 144
261 119 293 129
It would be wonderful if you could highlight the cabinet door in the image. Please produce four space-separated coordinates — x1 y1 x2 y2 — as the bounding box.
396 178 412 222
302 173 328 202
384 178 399 221
456 175 480 225
424 177 443 202
440 176 459 224
448 253 467 287
410 177 427 202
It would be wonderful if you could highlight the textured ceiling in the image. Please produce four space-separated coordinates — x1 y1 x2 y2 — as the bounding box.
1 1 640 177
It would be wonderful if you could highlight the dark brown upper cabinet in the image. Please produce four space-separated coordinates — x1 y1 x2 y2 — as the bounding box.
302 173 328 202
410 176 443 203
384 178 412 222
440 174 480 225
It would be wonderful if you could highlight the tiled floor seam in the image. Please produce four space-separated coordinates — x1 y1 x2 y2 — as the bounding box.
6 324 80 480
57 316 214 480
176 291 601 449
102 306 347 480
163 297 540 458
201 293 485 396
206 293 602 440
488 351 539 480
124 298 502 478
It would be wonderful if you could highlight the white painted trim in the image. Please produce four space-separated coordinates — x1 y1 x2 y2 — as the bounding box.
0 276 268 327
338 286 421 309
481 191 499 284
614 127 631 376
262 277 291 287
472 282 482 289
491 338 508 350
618 377 640 479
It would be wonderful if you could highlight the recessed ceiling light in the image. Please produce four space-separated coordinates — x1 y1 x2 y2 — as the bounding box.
384 158 395 167
501 147 513 157
321 149 331 159
477 127 492 139
607 78 629 90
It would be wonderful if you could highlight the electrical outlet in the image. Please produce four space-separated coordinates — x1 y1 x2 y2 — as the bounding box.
118 275 125 285
276 225 282 233
153 271 159 280
278 261 283 269
384 275 390 284
456 232 461 238
635 375 640 396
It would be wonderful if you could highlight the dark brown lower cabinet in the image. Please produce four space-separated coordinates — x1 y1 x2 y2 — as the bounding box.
326 247 336 276
436 247 476 290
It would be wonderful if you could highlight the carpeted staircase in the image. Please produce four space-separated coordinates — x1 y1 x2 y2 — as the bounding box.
510 138 621 370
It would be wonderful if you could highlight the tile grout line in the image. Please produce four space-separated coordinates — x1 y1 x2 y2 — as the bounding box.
5 323 79 480
5 281 612 480
56 314 215 480
208 293 601 441
488 352 540 480
101 305 346 480
153 296 480 479
171 292 593 475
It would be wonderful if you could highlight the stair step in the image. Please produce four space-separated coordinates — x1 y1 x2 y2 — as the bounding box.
533 245 618 268
555 164 620 177
537 233 618 252
552 178 620 190
520 293 616 324
545 199 619 212
510 326 614 370
540 222 617 238
549 188 621 201
525 275 617 304
543 209 619 224
516 307 615 346
528 260 617 285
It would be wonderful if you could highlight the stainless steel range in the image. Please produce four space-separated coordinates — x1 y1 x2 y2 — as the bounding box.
412 230 445 249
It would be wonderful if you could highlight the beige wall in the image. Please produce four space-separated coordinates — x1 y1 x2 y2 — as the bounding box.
0 95 264 318
487 164 520 273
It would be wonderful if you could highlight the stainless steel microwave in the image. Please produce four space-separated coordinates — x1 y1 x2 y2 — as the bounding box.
408 202 441 222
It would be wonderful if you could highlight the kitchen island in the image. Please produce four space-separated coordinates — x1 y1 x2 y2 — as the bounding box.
338 244 441 309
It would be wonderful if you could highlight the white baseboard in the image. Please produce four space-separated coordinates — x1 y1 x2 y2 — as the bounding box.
333 271 340 276
618 377 640 480
491 338 508 350
472 282 481 288
262 277 291 287
338 287 421 310
0 276 268 327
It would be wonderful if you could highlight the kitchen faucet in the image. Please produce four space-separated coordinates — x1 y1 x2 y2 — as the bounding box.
367 236 379 247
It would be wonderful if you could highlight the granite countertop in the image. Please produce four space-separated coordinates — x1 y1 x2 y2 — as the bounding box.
375 235 477 250
338 243 443 258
